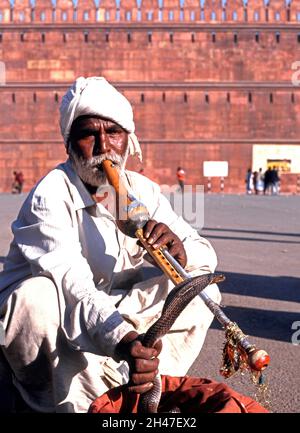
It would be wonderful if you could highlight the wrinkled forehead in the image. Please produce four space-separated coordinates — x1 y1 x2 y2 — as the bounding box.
73 114 123 128
70 115 125 135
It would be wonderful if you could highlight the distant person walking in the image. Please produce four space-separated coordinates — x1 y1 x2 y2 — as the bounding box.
253 171 258 194
245 168 253 194
264 167 272 195
176 166 185 193
254 168 264 195
11 171 24 194
16 171 24 193
270 166 280 195
11 171 19 194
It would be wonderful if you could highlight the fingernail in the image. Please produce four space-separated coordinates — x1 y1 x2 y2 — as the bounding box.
148 237 154 244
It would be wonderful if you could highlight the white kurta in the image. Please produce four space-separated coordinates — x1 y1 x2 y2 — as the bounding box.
0 159 221 412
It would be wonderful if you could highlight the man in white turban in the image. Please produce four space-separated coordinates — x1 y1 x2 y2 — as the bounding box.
0 77 220 413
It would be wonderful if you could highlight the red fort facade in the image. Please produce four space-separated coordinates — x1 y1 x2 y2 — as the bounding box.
0 0 300 193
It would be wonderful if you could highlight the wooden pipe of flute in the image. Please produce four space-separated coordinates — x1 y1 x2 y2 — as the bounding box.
101 159 130 204
102 160 192 283
101 159 149 237
102 160 188 279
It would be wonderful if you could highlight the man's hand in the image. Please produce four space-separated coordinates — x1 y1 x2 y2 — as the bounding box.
115 331 162 394
116 331 162 394
142 220 187 268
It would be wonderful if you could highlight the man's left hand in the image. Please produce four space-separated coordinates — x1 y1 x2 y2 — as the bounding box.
142 220 187 268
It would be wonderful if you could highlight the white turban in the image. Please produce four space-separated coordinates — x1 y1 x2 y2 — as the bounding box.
59 76 142 161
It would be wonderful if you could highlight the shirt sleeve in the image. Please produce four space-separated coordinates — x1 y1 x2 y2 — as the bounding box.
11 191 134 359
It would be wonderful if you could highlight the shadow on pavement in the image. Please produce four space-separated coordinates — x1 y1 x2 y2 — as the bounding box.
143 266 300 304
218 271 300 304
210 305 298 343
203 234 300 244
203 227 300 238
142 266 299 343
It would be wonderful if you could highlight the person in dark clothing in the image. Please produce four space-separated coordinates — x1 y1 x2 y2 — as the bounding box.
263 168 272 195
11 171 24 194
245 168 253 194
16 172 24 193
270 166 280 195
253 171 258 195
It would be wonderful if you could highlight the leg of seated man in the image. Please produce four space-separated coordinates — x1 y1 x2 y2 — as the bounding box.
0 276 121 413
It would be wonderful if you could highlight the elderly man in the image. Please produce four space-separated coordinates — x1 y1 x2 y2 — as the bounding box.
0 77 220 413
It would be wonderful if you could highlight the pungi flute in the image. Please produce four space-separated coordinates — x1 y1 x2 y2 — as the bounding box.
101 159 270 378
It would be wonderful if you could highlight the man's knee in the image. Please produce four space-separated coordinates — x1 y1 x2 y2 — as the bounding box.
4 276 60 337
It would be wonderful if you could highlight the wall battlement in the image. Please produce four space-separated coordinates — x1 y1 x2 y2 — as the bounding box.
0 1 297 25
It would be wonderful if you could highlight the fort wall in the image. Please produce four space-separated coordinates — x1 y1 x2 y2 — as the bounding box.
0 1 299 193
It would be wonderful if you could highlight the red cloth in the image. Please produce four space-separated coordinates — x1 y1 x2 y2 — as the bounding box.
176 170 185 181
88 375 269 413
16 172 24 184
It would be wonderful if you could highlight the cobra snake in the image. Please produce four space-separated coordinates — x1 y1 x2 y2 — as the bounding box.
137 272 225 413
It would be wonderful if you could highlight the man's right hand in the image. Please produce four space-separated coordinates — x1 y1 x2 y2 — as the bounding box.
115 331 162 394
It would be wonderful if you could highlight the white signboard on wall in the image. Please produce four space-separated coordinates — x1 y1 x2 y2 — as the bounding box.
203 161 229 177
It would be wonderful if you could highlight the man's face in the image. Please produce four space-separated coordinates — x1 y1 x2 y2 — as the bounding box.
68 115 128 187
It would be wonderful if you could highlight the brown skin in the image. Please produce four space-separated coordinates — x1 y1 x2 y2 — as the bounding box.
69 115 187 393
115 331 162 394
69 115 128 160
142 220 187 269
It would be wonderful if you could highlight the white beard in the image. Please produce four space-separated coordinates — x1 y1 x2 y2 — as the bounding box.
69 149 125 187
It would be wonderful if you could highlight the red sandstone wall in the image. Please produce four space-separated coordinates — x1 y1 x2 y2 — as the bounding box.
0 0 300 193
1 86 299 193
1 29 300 82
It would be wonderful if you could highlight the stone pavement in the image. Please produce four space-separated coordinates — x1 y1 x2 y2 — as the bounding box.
189 194 300 414
0 192 299 413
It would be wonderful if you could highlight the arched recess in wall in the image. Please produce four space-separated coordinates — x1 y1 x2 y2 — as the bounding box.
11 0 32 23
162 0 181 21
119 0 140 21
290 0 300 22
77 0 97 22
0 0 12 23
267 0 289 22
98 0 117 22
225 0 246 22
183 0 202 22
247 0 267 22
34 0 53 23
55 0 75 23
141 0 159 21
203 0 223 22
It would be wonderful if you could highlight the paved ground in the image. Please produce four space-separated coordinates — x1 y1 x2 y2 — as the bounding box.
0 192 299 413
188 194 300 414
